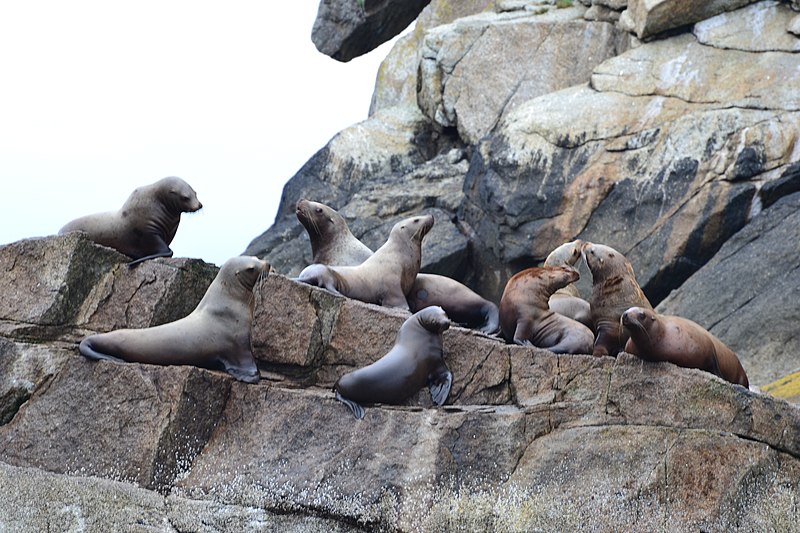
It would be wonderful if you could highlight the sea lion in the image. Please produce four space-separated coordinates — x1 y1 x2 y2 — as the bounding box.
295 214 434 310
334 306 452 419
583 242 652 358
499 266 594 354
295 198 371 266
295 199 499 333
79 255 268 383
621 306 749 388
60 176 202 266
544 240 592 329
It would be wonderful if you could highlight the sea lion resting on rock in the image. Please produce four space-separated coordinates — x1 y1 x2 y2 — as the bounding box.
79 256 268 383
295 199 499 333
621 306 749 388
583 242 653 358
295 214 433 310
60 176 202 266
499 266 594 354
544 239 592 329
334 306 453 419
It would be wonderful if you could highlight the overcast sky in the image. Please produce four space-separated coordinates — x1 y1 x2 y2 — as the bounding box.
0 2 402 266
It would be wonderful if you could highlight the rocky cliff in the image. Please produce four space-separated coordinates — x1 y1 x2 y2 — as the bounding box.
2 1 800 531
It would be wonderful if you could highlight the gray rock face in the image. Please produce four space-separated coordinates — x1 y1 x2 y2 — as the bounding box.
311 0 431 62
621 0 760 40
658 191 800 386
0 236 798 531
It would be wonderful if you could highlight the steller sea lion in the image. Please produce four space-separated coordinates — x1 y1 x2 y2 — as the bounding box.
334 306 452 419
621 306 749 387
295 214 434 310
499 266 594 354
544 239 592 329
582 242 653 358
79 255 268 383
60 176 202 266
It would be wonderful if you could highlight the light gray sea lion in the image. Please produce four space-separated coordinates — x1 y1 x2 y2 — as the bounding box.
295 198 371 266
60 176 202 266
295 214 434 310
499 266 594 354
621 306 749 387
583 242 652 358
544 239 592 329
334 306 452 419
79 255 268 383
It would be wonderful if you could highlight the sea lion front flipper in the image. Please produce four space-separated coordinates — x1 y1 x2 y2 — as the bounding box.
78 337 126 363
428 370 452 406
221 352 260 384
335 390 365 419
127 249 174 268
479 304 501 335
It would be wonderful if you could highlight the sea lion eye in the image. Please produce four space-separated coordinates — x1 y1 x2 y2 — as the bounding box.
316 208 323 213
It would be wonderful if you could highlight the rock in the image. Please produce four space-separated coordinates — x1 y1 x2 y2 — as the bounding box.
694 1 800 52
417 6 626 144
657 192 800 386
622 0 759 40
311 0 431 62
370 0 496 114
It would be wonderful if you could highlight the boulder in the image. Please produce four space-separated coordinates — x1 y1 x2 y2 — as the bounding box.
657 192 800 386
311 0 431 62
620 0 760 40
417 6 626 144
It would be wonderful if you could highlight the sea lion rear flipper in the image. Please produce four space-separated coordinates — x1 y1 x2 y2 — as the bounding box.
428 370 452 406
335 390 365 419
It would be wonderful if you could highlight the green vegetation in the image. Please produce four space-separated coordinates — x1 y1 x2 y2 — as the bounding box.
556 0 574 8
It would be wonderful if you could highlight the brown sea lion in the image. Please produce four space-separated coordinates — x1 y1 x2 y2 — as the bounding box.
295 214 434 310
60 176 202 266
295 199 499 333
621 306 749 388
582 242 652 358
499 266 594 354
334 306 452 419
544 240 592 329
79 255 268 383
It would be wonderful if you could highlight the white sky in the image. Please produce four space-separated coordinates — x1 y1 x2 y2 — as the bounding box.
0 2 402 266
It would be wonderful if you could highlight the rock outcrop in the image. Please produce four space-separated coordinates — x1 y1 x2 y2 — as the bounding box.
1 235 799 531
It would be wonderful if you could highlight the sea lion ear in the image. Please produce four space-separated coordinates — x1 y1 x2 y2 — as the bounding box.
428 371 452 406
335 390 365 419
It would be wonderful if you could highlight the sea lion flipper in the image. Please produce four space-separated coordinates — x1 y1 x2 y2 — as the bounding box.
428 370 452 406
127 250 174 268
78 337 125 363
335 390 365 419
479 305 501 335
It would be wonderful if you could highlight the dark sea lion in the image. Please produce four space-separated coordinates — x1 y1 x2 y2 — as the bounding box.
583 242 653 358
544 240 592 329
499 266 594 354
295 199 499 332
621 306 749 387
334 306 452 419
79 255 268 383
60 176 202 266
295 214 434 310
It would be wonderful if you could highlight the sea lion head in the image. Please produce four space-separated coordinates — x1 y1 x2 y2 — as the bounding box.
223 255 270 292
296 198 343 239
392 214 435 244
415 305 451 334
581 242 632 277
621 306 657 345
545 240 585 268
158 176 203 213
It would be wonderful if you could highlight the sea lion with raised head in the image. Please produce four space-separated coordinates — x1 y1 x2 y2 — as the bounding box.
295 214 434 310
583 242 652 358
499 266 594 354
60 176 202 266
334 306 452 419
544 240 592 329
621 306 749 387
79 255 268 383
296 199 499 333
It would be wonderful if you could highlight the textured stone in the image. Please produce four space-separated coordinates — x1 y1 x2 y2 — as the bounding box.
658 192 800 386
622 0 759 40
311 0 431 62
418 6 624 144
694 1 800 52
